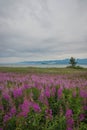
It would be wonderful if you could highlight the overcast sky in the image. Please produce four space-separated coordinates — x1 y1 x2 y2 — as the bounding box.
0 0 87 63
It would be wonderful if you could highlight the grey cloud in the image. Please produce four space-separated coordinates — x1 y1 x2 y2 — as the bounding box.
0 0 87 63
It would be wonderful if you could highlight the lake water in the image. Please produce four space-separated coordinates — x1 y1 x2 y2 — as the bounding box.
0 64 87 68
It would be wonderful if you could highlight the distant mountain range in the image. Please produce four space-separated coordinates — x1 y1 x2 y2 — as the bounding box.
0 59 87 66
17 58 87 65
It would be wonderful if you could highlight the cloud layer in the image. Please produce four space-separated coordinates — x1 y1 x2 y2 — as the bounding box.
0 0 87 63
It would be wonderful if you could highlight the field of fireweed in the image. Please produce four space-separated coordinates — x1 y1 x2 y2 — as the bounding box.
0 68 87 130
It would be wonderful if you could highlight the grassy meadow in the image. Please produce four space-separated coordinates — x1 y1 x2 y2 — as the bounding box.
0 67 87 130
0 66 87 74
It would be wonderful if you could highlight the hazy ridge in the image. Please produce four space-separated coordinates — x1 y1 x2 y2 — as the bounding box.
17 58 87 65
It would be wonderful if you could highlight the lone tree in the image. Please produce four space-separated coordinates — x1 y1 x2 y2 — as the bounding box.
69 57 77 67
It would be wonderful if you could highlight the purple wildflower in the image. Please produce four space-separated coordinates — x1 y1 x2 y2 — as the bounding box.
19 99 30 117
79 113 85 121
45 89 50 98
45 109 53 120
24 85 29 89
10 107 16 116
3 114 11 123
83 105 87 110
67 118 74 126
0 105 3 111
51 87 56 96
58 88 62 99
65 109 74 129
2 92 10 101
67 127 73 130
13 87 23 98
32 103 41 112
80 90 87 98
0 128 3 130
65 109 73 117
0 86 3 91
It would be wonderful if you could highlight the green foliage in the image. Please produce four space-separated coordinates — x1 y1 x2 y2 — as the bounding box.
1 69 87 130
48 95 65 117
69 57 77 67
26 110 45 130
16 117 26 130
79 122 87 130
75 66 84 69
31 87 40 101
45 116 66 130
25 87 40 101
2 98 9 111
0 67 87 74
14 97 23 109
0 112 3 128
25 88 31 96
3 86 87 130
16 107 46 130
4 116 16 130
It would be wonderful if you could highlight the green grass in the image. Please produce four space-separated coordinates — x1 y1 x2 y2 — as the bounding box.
0 66 87 74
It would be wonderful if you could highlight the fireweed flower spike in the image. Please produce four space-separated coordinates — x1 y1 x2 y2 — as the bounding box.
65 109 74 130
58 87 63 99
45 109 53 120
0 72 87 129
